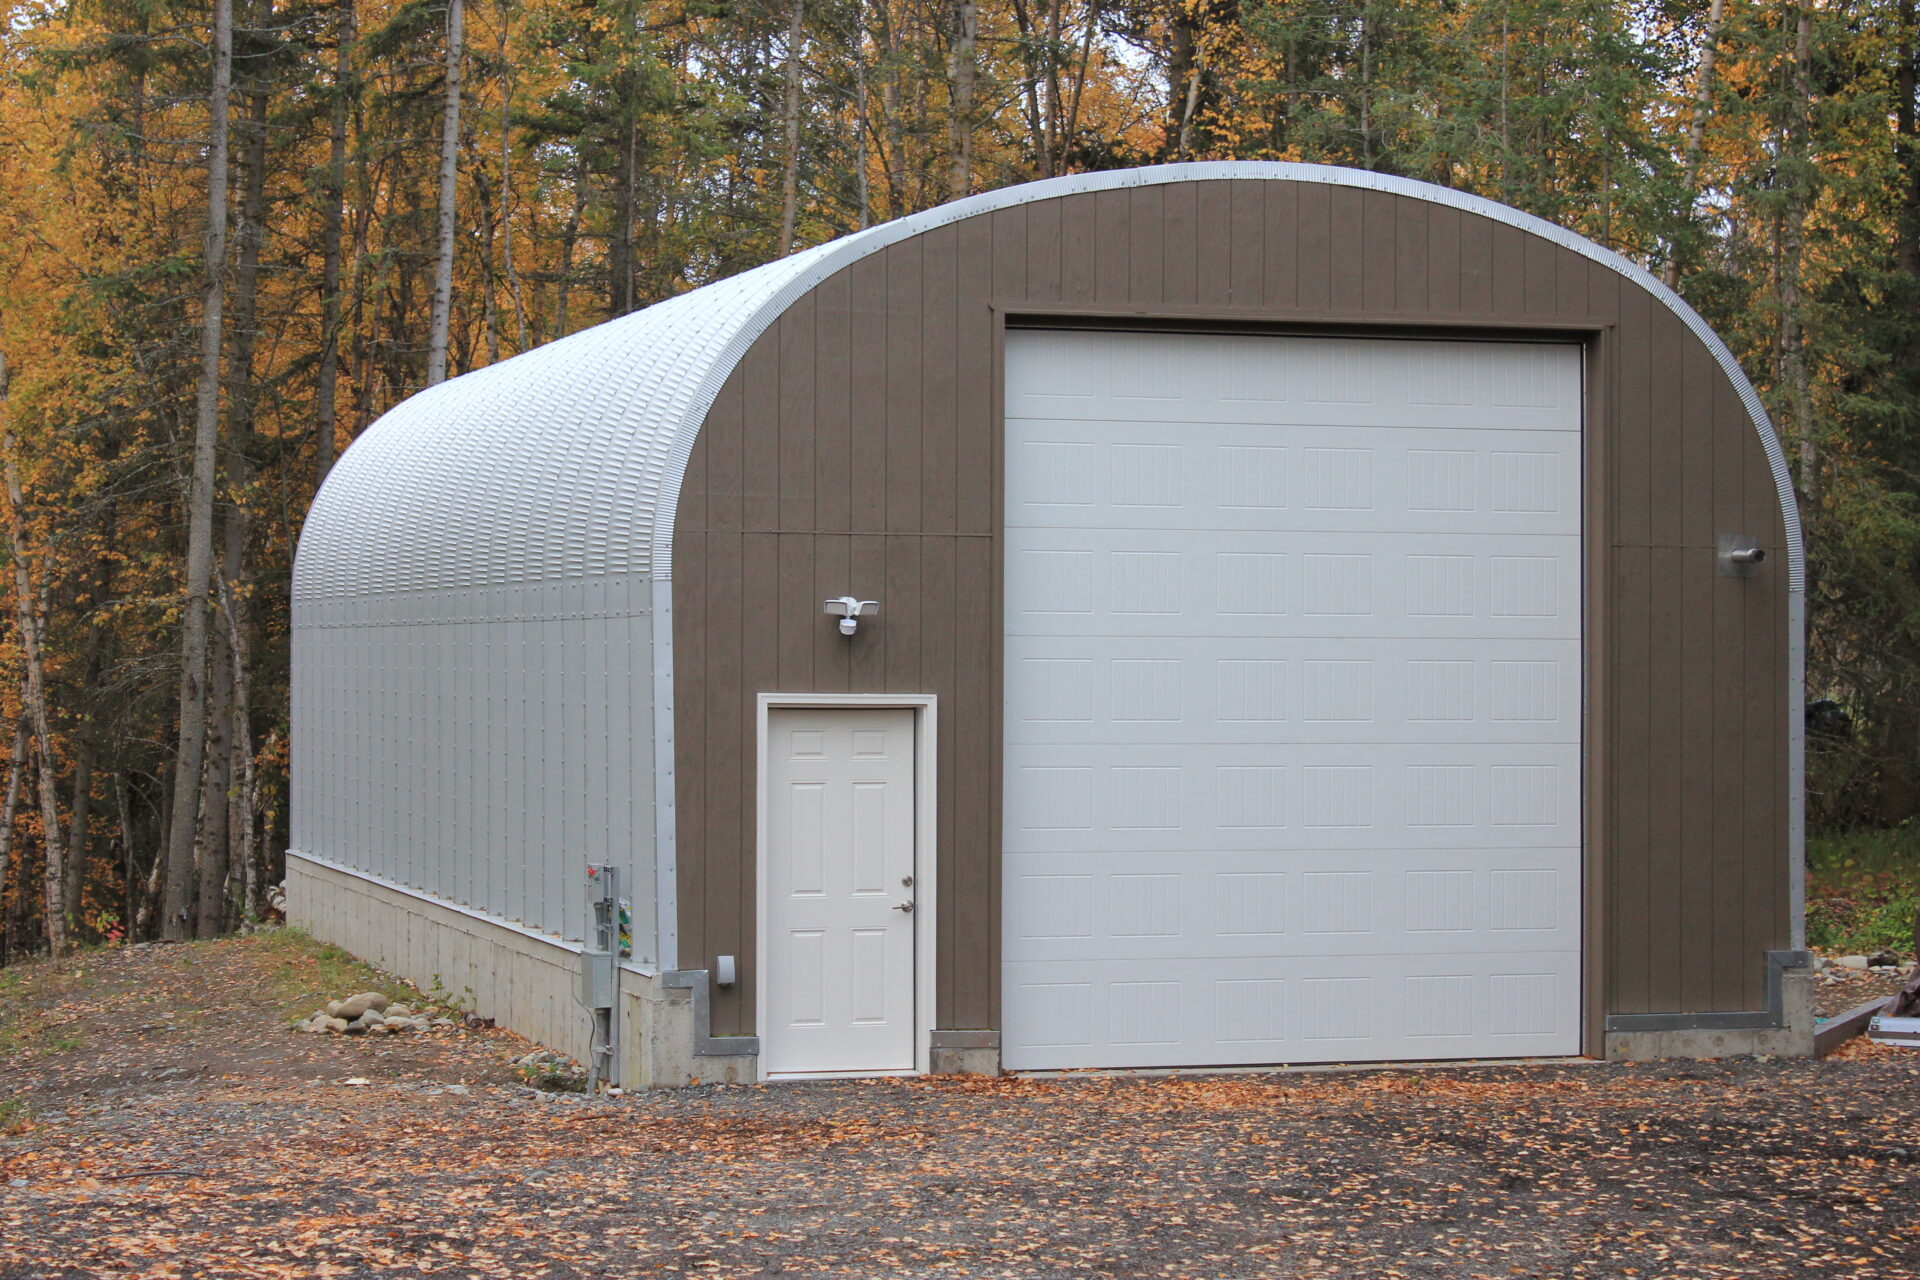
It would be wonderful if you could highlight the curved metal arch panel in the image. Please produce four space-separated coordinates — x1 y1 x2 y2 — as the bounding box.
295 162 1801 607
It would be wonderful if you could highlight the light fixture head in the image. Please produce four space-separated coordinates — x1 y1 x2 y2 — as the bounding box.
823 596 879 636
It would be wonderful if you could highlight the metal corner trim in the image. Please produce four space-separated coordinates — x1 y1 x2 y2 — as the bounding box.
661 969 760 1056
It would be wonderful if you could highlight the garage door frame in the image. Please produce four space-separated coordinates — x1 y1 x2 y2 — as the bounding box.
990 308 1613 1061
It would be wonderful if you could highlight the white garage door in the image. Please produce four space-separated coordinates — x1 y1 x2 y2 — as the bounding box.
1001 331 1583 1070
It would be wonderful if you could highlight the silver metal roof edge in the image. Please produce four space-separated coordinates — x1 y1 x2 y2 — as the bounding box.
644 161 1803 595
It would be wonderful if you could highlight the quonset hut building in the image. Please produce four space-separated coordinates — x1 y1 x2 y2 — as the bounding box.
290 162 1813 1086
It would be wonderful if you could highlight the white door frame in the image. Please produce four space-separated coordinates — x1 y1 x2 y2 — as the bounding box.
756 692 938 1078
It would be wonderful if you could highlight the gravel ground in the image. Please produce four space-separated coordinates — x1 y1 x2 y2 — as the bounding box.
2 935 1918 1279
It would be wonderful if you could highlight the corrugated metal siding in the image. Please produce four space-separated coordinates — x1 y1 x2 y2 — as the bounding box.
674 180 1793 1037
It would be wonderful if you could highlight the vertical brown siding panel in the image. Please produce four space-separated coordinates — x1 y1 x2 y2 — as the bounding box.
885 534 923 696
1261 179 1299 312
886 240 924 534
1393 199 1428 314
1743 531 1785 992
1196 182 1236 307
921 226 961 536
675 529 710 976
953 535 995 1027
704 378 745 534
1679 338 1717 550
1028 197 1063 305
730 532 782 1035
848 256 889 533
1709 567 1750 1011
1646 310 1687 549
1090 187 1131 304
1614 283 1652 547
813 272 853 534
847 535 889 691
1489 222 1528 321
1327 186 1365 314
1459 212 1494 315
919 536 958 1023
1524 233 1557 318
1586 259 1622 325
743 344 781 532
813 534 851 691
1425 204 1460 315
779 300 816 531
1678 542 1719 990
991 206 1027 300
1129 185 1165 305
1230 181 1265 308
1744 391 1789 1001
777 533 814 691
1063 192 1103 303
1644 546 1685 1001
699 528 746 1018
957 215 996 539
1162 181 1198 306
1610 546 1653 1014
1360 190 1396 314
1556 239 1590 318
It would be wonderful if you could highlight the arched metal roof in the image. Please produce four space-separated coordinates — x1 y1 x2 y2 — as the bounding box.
294 162 1803 602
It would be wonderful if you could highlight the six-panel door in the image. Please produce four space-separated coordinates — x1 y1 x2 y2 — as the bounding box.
763 707 918 1074
1001 330 1585 1070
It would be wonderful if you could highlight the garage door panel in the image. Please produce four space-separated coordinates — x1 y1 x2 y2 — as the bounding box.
1004 743 1580 854
1005 332 1584 435
1005 529 1580 641
1002 331 1582 1070
1006 421 1581 538
1001 952 1582 1071
1004 848 1580 962
1005 636 1580 746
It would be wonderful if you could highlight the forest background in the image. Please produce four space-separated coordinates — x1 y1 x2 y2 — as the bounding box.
0 0 1915 956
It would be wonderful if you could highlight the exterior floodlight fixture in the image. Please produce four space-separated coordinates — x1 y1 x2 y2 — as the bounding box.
824 596 879 635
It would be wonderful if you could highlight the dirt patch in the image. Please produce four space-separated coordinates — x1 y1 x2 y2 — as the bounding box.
5 934 1920 1279
1812 952 1917 1020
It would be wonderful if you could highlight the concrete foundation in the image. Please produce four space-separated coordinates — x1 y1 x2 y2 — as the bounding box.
295 852 1815 1082
1603 970 1817 1061
290 853 758 1088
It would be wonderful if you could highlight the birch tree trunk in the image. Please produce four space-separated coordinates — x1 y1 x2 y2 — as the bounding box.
946 0 976 199
498 3 528 349
162 0 232 941
315 0 354 487
425 0 464 386
214 573 259 920
1783 7 1817 507
1 422 69 957
0 720 23 964
778 0 806 255
1664 0 1727 288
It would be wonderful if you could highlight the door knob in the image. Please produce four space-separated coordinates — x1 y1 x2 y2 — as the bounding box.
893 900 915 913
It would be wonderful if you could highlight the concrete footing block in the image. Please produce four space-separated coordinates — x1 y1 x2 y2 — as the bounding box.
1604 971 1816 1061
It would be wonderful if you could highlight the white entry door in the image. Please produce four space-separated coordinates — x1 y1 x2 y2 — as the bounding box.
763 707 918 1074
1002 330 1584 1070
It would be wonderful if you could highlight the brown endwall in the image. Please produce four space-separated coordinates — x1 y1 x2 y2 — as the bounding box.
671 178 1791 1043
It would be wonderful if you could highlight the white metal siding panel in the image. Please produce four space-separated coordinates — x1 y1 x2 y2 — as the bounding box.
1001 331 1583 1069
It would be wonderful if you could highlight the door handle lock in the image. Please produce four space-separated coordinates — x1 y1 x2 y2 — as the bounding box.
893 900 915 913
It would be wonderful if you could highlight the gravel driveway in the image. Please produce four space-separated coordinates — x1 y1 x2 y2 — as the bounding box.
2 936 1917 1279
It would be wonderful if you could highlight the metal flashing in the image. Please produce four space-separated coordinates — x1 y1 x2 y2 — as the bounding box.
1603 950 1811 1033
660 970 760 1056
